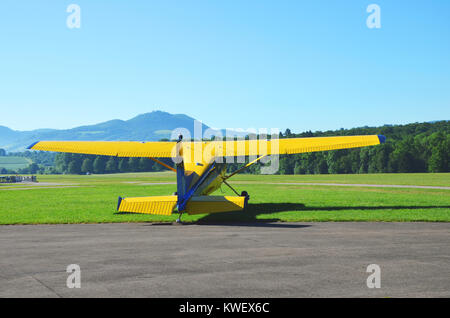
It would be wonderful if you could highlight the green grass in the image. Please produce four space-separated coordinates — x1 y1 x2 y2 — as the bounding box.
0 172 449 224
0 156 31 170
230 173 450 187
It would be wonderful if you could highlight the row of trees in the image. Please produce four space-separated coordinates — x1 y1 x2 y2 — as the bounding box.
0 162 43 175
275 133 449 174
230 121 450 174
54 153 170 175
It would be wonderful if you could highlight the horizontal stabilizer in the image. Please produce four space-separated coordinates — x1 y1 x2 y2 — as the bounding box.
186 196 247 215
117 195 177 215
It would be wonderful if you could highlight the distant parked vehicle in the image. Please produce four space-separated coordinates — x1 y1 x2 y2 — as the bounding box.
0 175 37 183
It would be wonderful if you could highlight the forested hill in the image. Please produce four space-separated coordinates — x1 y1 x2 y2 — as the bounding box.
275 120 449 174
284 120 448 141
2 120 449 175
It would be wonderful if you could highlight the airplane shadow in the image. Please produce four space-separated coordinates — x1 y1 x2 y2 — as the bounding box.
196 203 308 227
117 203 450 228
194 203 450 227
297 205 450 211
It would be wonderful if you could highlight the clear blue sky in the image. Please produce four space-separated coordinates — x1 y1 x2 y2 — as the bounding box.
0 0 449 132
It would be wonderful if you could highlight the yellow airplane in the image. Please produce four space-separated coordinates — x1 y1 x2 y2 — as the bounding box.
28 134 385 222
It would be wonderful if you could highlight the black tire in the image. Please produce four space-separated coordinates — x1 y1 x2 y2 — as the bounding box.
241 191 250 208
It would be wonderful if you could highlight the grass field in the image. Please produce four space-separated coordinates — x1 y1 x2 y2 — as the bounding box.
0 172 449 224
0 156 31 170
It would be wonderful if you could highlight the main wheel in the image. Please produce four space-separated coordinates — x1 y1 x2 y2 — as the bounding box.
241 191 250 208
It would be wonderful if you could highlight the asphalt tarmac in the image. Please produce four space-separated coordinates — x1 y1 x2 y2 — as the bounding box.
0 222 448 297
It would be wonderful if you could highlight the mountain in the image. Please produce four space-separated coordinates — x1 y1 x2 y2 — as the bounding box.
0 111 225 152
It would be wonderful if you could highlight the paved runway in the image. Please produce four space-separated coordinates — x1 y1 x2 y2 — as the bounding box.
0 222 449 297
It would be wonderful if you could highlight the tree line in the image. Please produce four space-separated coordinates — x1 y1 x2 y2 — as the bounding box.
229 120 449 174
283 121 449 174
53 154 170 175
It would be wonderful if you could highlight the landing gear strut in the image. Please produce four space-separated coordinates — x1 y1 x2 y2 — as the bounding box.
176 210 184 224
241 191 250 208
223 180 247 197
223 179 250 207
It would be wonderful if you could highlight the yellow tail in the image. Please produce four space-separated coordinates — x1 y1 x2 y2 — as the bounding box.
117 195 247 216
117 195 177 215
185 196 247 215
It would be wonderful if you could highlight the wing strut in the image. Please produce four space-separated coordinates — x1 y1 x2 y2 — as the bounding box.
149 157 176 172
222 180 240 196
224 155 267 180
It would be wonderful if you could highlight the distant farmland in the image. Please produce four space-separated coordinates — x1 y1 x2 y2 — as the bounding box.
0 157 31 170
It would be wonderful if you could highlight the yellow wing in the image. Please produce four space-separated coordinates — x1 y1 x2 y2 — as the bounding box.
277 135 385 155
28 135 385 159
27 141 177 157
194 135 385 158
